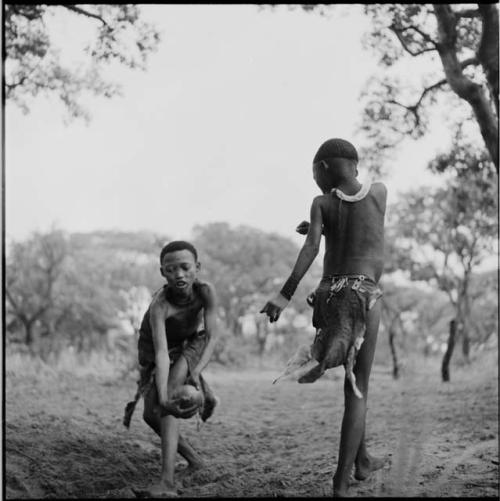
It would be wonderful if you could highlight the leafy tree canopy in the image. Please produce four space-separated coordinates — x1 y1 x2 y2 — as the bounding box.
4 4 161 121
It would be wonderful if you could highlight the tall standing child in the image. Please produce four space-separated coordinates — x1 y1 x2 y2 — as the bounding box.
261 139 387 497
125 240 218 498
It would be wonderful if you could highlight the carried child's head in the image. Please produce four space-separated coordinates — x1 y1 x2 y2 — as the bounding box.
312 138 359 193
159 240 200 294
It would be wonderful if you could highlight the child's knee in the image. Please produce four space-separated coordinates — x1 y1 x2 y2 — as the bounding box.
167 376 184 395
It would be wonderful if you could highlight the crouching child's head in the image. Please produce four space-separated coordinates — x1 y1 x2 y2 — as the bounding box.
159 240 200 297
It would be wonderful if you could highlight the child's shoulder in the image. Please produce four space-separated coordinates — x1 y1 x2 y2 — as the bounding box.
370 181 387 195
312 193 331 205
194 280 216 298
368 182 388 213
149 286 169 314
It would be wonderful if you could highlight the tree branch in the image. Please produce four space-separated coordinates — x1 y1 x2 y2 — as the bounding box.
386 57 478 127
390 23 438 56
430 261 457 308
454 8 480 19
387 78 447 127
5 289 22 316
60 5 109 27
406 25 438 46
434 3 499 170
5 75 29 91
477 4 499 115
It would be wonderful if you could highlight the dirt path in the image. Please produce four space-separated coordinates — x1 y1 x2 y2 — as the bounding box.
5 358 499 498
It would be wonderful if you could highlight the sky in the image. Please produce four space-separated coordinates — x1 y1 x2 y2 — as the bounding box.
5 4 460 248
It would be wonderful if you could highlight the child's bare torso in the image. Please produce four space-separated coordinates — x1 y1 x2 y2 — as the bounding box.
145 284 205 347
319 182 386 282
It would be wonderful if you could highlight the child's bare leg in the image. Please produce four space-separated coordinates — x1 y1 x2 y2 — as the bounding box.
143 387 204 470
354 432 385 481
353 302 386 480
144 356 189 497
333 302 381 497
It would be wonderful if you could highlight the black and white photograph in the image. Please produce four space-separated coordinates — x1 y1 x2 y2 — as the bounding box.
3 3 499 498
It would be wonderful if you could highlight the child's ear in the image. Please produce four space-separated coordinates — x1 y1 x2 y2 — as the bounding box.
160 267 166 278
321 160 329 171
196 261 201 272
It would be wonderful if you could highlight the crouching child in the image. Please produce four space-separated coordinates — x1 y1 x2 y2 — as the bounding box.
124 241 218 497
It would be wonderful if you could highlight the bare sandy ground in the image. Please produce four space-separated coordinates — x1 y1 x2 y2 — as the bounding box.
5 356 499 498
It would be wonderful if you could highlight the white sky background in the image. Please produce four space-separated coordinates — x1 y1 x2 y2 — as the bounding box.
5 4 468 249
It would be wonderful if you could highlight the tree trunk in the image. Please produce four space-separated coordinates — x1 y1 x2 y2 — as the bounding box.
388 326 400 379
23 319 34 346
457 275 471 363
441 318 457 382
433 4 499 171
477 4 499 115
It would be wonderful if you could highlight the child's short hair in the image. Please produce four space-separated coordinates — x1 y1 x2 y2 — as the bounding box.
160 240 198 263
314 138 358 163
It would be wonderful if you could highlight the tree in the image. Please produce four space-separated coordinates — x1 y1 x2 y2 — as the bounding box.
5 229 167 359
192 222 321 336
265 4 498 172
4 4 160 121
360 4 498 172
441 318 457 382
379 281 419 379
391 143 497 380
6 230 68 350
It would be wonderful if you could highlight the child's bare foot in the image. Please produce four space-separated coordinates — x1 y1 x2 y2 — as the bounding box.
298 363 325 383
132 480 178 498
177 459 205 478
332 473 353 498
332 479 349 497
200 394 219 422
354 454 386 481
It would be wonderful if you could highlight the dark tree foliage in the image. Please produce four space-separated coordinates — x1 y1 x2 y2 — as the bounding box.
359 4 498 172
4 4 160 121
263 4 499 172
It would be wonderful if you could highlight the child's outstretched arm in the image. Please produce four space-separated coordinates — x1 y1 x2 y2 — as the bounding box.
261 196 323 323
296 220 325 235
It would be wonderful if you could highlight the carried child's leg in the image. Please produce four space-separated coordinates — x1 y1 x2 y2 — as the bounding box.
199 374 218 422
333 301 383 497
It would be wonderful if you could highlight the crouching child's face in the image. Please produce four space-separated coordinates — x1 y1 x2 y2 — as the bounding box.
160 249 200 296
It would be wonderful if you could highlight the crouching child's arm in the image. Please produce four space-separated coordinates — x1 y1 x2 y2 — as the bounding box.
188 282 218 390
150 297 198 419
261 196 323 322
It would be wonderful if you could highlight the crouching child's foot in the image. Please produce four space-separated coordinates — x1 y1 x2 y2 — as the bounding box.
132 480 178 498
354 454 386 481
177 459 205 478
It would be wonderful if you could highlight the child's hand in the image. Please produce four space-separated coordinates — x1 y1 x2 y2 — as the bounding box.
186 370 201 391
296 220 310 235
260 293 289 323
156 400 199 419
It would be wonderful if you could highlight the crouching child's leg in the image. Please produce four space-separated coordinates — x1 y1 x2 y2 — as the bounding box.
139 356 190 498
142 383 204 473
